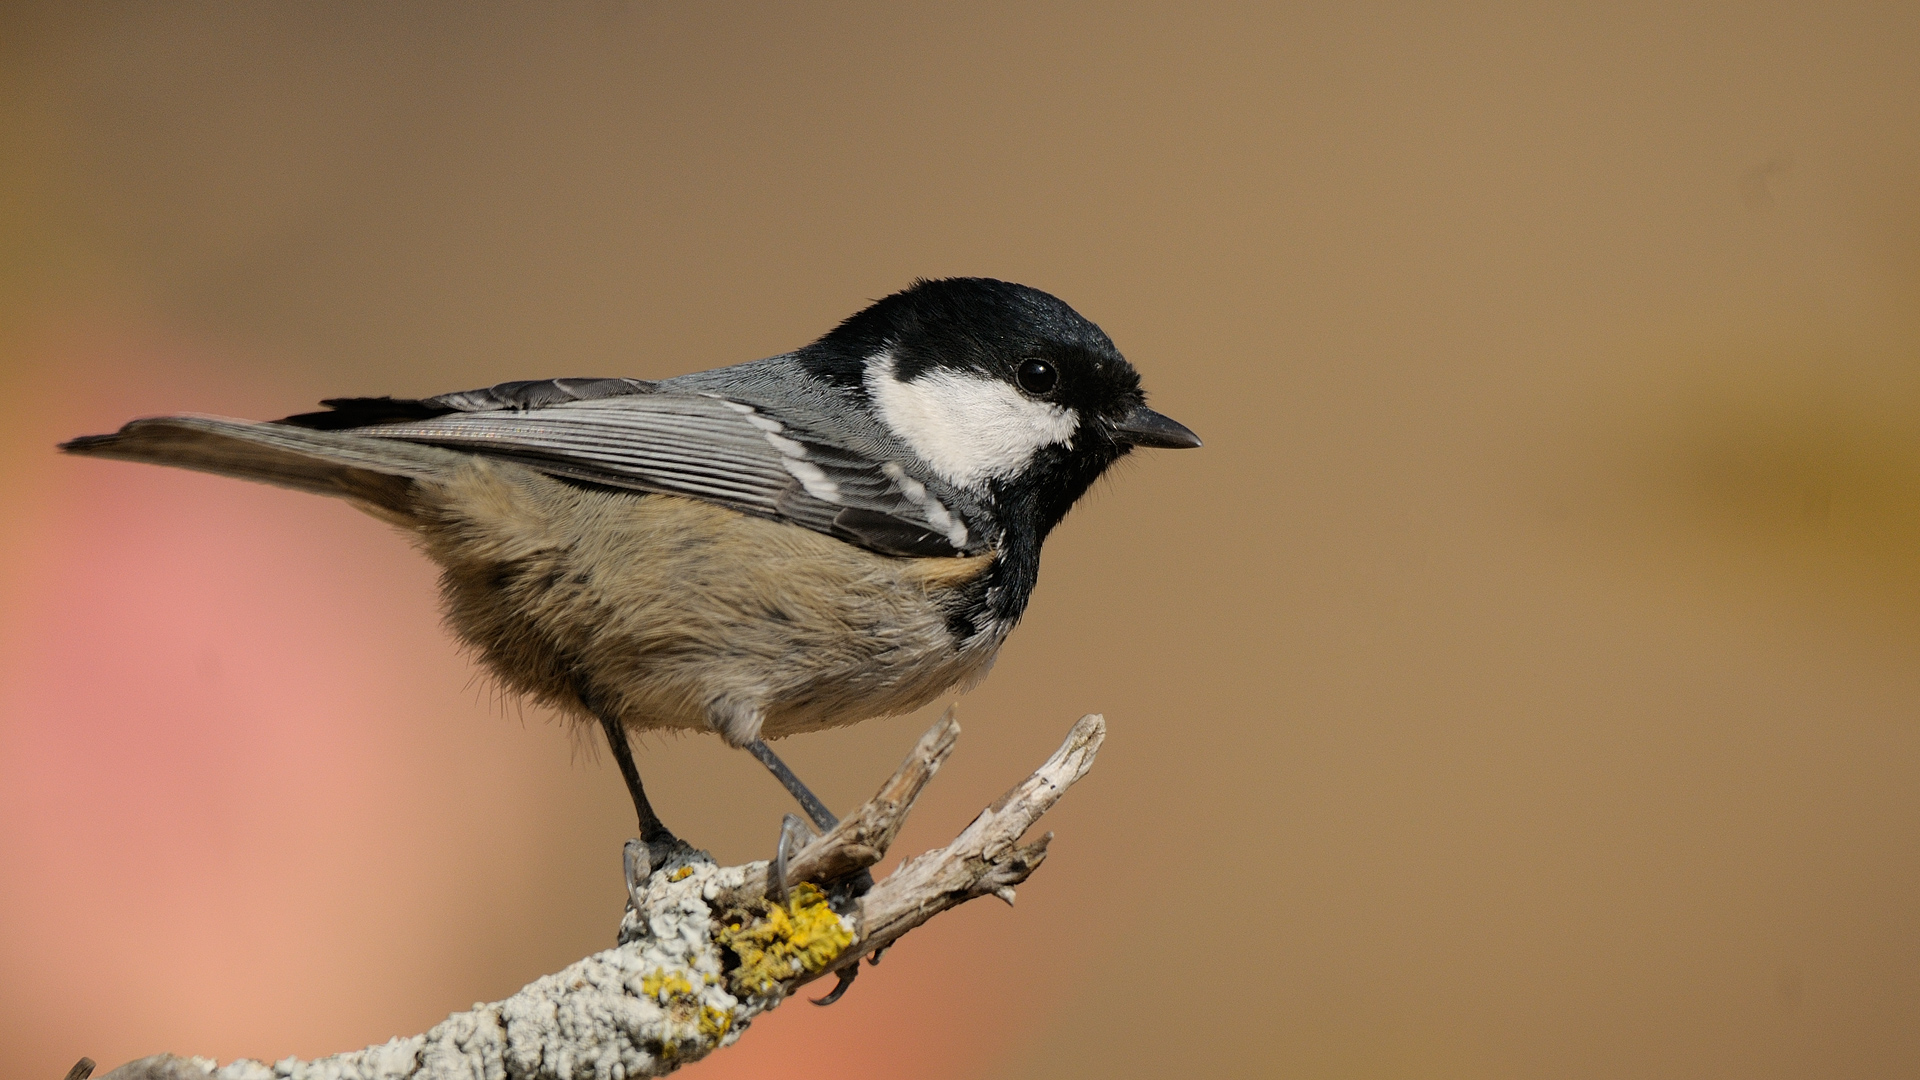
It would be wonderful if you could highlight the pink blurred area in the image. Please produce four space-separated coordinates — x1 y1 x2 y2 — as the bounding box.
1 331 505 1065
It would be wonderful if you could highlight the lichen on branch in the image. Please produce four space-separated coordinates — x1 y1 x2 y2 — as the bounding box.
96 711 1107 1080
716 882 855 997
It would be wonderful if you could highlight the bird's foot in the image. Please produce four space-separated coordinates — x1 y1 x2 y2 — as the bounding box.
765 812 874 908
623 833 702 913
763 813 876 1006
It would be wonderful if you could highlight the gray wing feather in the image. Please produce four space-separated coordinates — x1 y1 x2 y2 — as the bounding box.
360 393 977 557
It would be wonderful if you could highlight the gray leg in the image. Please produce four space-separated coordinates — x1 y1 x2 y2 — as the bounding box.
746 739 839 832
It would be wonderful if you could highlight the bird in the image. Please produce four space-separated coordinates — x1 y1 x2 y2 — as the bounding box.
61 276 1201 865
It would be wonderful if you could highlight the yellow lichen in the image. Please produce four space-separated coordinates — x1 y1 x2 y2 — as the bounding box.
640 970 697 1002
716 882 854 996
639 967 734 1051
669 866 694 882
698 1005 732 1041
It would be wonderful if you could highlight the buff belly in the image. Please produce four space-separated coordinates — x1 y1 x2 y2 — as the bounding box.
404 457 1002 745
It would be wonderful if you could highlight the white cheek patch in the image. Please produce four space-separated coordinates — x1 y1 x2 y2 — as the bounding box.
864 352 1079 489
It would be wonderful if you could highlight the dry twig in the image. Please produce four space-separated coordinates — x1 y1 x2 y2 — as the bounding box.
96 710 1106 1080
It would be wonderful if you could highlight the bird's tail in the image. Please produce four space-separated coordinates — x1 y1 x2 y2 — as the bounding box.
59 414 465 524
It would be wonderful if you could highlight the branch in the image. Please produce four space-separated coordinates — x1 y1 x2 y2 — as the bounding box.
95 710 1106 1080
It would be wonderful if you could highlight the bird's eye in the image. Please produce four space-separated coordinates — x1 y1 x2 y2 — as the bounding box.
1016 359 1058 395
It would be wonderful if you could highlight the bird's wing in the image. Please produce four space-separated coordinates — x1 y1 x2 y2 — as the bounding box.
291 383 978 558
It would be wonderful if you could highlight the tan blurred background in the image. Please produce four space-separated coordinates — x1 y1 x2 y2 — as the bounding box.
3 3 1917 1077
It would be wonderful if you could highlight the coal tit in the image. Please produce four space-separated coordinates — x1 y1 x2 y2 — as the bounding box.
61 277 1201 853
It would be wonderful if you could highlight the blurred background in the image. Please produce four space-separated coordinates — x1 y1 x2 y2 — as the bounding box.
2 3 1916 1077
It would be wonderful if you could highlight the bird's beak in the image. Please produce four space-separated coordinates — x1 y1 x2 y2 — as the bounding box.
1114 405 1203 449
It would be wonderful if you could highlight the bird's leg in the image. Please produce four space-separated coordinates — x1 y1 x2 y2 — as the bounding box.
745 738 838 831
600 711 676 846
578 685 678 857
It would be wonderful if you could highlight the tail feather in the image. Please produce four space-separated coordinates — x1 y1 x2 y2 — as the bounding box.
60 415 466 521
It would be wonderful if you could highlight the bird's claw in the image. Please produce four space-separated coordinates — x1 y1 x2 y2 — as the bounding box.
811 963 858 1006
768 813 816 906
622 838 651 915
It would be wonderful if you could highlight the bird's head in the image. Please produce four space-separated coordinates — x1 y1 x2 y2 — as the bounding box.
804 277 1200 543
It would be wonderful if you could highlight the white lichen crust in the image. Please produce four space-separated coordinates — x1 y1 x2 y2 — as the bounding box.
99 712 1104 1080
